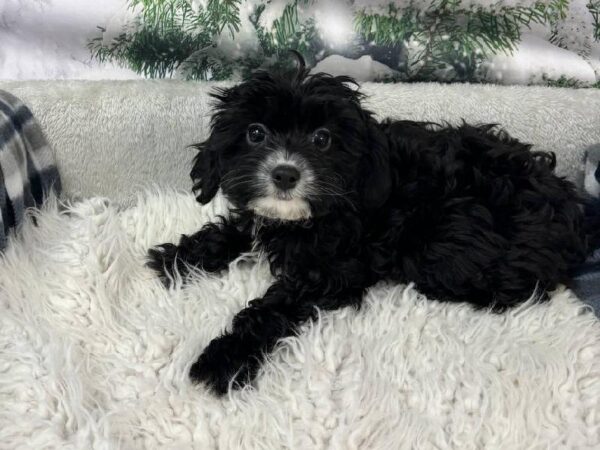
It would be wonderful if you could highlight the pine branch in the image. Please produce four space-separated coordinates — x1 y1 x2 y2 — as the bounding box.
200 0 242 37
89 0 241 79
251 0 322 63
589 1 600 41
355 0 569 82
89 0 579 83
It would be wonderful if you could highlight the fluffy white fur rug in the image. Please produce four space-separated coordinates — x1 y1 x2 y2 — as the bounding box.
1 190 599 449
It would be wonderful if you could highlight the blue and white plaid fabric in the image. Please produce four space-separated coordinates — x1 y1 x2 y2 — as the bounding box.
572 197 600 311
0 89 61 249
572 146 600 314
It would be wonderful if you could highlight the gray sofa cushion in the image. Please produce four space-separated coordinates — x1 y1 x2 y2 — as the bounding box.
0 80 599 205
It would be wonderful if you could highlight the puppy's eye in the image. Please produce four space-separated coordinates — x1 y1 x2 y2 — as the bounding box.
312 128 331 150
247 123 267 144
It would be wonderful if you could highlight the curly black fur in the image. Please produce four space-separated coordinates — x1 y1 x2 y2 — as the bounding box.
147 59 589 395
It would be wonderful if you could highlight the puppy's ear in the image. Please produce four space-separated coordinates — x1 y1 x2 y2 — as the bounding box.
358 118 391 209
190 140 221 204
190 86 238 204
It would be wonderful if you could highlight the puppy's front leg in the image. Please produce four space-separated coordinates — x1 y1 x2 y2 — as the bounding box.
147 216 252 286
190 280 364 395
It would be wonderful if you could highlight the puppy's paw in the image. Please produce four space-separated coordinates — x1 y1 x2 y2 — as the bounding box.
189 334 261 396
146 243 185 288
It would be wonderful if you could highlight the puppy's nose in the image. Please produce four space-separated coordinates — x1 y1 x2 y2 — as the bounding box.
271 165 300 190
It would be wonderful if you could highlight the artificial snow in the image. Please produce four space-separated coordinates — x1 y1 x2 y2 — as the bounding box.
484 33 598 85
552 0 596 56
214 3 261 63
352 0 552 15
589 42 600 79
312 54 395 81
0 0 140 80
257 0 290 30
0 0 599 85
313 1 355 50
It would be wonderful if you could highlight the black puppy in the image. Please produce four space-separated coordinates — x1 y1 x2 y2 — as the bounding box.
148 58 587 395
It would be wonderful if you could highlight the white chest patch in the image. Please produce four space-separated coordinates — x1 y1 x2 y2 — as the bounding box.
249 196 312 221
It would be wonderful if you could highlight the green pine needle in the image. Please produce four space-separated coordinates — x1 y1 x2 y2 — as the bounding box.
588 1 600 41
89 0 588 83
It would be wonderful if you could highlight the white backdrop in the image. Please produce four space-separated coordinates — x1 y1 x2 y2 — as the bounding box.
0 0 599 84
0 0 140 79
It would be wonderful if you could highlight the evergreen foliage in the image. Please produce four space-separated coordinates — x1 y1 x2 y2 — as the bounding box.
88 0 597 83
589 1 600 41
354 0 569 81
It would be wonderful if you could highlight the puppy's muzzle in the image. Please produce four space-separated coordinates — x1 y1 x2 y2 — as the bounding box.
272 165 300 191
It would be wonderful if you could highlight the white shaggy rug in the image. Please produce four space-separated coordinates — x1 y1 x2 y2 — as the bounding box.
1 190 599 449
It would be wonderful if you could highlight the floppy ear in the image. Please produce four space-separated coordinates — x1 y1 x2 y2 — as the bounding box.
190 140 221 204
190 85 238 205
358 118 391 209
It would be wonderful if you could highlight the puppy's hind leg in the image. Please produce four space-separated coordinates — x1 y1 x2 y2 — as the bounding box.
147 216 252 287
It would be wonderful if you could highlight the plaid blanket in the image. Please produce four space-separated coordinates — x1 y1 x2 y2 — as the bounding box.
0 90 60 249
571 146 600 313
571 199 600 312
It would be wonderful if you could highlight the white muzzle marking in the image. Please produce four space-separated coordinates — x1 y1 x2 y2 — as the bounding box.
251 149 314 221
249 196 312 221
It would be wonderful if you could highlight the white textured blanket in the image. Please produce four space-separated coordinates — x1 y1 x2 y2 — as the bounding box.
1 190 599 449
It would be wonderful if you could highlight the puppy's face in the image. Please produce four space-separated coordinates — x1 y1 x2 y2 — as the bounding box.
192 71 390 221
218 91 365 221
235 122 332 221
